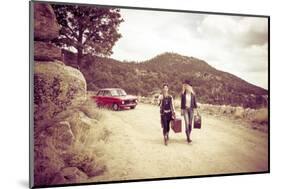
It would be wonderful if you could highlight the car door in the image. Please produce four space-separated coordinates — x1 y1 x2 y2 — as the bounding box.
96 90 104 106
103 90 113 107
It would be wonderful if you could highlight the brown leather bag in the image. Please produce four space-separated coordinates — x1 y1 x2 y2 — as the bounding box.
171 117 182 133
193 112 202 129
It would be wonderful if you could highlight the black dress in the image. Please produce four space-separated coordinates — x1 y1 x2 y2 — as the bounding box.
160 96 173 135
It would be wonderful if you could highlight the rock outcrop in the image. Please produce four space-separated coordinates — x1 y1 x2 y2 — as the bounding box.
45 121 75 150
34 61 87 123
34 3 60 41
34 3 61 61
34 41 62 61
33 3 104 187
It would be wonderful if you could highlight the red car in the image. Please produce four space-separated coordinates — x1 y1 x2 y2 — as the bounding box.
92 88 138 111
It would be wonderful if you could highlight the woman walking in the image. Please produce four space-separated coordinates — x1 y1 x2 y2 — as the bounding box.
159 84 175 146
181 80 198 143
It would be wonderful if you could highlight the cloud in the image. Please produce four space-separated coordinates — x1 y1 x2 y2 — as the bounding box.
195 15 268 89
197 15 268 48
112 9 206 61
111 8 268 89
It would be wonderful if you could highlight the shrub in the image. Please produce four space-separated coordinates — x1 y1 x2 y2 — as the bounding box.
251 108 268 124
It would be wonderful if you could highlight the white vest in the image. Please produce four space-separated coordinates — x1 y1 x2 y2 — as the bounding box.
185 92 191 108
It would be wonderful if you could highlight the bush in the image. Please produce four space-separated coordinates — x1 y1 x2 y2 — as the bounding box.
251 108 268 124
77 98 103 120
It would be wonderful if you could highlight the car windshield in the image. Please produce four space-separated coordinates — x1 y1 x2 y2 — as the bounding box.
111 89 127 96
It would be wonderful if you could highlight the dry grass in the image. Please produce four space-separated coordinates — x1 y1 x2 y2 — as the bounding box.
77 98 103 120
34 97 110 186
63 144 107 177
250 108 268 125
62 99 110 177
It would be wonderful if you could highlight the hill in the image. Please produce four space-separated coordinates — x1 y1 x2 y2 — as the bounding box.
63 50 268 108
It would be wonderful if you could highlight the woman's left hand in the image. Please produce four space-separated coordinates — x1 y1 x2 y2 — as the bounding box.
172 112 176 119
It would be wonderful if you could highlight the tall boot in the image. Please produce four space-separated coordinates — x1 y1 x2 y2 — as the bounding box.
188 124 192 143
186 130 192 143
164 134 168 146
185 130 189 142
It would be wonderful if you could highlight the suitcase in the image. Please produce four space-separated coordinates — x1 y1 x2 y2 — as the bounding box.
193 113 202 129
171 118 182 133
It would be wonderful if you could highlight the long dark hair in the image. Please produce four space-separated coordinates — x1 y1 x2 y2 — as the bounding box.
162 83 169 97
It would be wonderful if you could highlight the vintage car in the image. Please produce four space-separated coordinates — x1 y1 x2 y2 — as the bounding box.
91 88 138 111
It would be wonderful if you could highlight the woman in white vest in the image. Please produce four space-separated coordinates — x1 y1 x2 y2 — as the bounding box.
181 80 198 143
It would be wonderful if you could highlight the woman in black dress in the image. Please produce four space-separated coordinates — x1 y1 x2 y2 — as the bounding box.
159 84 175 146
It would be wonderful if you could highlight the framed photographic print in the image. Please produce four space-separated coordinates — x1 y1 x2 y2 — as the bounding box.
29 0 269 188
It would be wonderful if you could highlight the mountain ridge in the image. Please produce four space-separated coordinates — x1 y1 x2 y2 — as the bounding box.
63 50 268 108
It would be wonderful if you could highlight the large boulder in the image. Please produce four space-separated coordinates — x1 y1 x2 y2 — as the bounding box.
34 41 61 61
64 111 98 143
34 3 60 41
45 121 75 150
34 125 66 186
32 3 104 187
34 61 87 123
33 111 99 186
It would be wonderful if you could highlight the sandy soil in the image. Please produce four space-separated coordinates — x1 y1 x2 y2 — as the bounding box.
89 103 268 182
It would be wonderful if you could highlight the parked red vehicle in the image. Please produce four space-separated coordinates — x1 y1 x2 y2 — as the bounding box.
91 88 138 111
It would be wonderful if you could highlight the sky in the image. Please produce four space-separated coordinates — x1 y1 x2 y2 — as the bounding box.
111 8 268 90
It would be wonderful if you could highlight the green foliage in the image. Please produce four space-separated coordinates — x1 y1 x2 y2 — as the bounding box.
63 51 268 108
52 4 123 66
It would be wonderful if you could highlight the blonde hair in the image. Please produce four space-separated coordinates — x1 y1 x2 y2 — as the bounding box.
182 85 195 95
182 85 185 94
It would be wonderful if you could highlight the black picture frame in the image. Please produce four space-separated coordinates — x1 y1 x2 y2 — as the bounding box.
29 0 270 188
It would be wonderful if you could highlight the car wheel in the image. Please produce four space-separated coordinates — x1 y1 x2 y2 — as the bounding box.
112 103 119 111
130 106 136 109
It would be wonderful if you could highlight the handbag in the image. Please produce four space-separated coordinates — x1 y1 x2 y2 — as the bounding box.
193 111 202 129
171 117 182 133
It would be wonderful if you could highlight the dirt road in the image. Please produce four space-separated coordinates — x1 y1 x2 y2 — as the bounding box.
90 103 268 182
